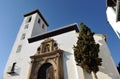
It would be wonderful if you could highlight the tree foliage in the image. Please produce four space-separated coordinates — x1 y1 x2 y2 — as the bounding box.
117 62 120 74
73 23 102 78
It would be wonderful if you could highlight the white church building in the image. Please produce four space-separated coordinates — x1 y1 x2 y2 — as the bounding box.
3 9 120 79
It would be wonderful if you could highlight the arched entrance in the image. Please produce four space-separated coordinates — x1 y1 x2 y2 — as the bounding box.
37 63 54 79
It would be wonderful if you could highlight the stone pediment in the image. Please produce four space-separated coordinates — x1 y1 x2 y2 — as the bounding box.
35 38 58 55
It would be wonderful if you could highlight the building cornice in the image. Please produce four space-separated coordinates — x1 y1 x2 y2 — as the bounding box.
28 23 79 43
24 9 49 26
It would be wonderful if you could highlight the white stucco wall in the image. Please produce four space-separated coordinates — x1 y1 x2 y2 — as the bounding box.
93 34 120 79
31 13 47 37
106 7 120 39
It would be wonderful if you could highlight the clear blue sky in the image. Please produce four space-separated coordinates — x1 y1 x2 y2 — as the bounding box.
0 0 120 78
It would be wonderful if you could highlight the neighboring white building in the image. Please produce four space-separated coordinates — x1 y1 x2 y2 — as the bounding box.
106 0 120 39
3 9 120 79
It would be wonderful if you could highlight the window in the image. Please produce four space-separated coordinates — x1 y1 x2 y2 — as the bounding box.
38 19 41 24
42 24 45 29
24 24 29 29
27 16 32 23
21 33 26 40
16 45 22 53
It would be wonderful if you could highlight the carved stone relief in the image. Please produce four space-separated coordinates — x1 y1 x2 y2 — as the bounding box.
36 38 58 55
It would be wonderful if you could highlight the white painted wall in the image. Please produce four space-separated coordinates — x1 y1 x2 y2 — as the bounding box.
93 34 120 79
31 13 47 37
106 7 120 39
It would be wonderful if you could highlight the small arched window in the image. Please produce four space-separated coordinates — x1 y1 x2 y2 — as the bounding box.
42 24 45 29
24 24 29 29
21 33 26 40
16 45 22 53
27 16 32 23
38 19 40 24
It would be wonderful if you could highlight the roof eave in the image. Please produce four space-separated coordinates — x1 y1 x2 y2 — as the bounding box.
24 9 49 26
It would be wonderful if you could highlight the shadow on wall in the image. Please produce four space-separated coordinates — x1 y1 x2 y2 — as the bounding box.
63 51 73 79
7 66 21 76
8 72 19 76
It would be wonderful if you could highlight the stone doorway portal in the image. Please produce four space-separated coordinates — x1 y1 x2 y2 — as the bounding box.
29 38 64 79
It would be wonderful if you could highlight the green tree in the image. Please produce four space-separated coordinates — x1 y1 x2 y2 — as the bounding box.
117 62 120 74
73 23 102 79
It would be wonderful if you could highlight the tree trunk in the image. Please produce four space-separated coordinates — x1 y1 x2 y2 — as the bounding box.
93 72 98 79
83 70 93 79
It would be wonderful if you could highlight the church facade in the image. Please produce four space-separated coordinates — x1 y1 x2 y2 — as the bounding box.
3 10 120 79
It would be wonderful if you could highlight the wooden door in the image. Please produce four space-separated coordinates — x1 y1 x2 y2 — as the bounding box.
37 63 54 79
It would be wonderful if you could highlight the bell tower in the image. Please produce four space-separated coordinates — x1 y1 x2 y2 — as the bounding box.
3 9 49 79
24 9 49 37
